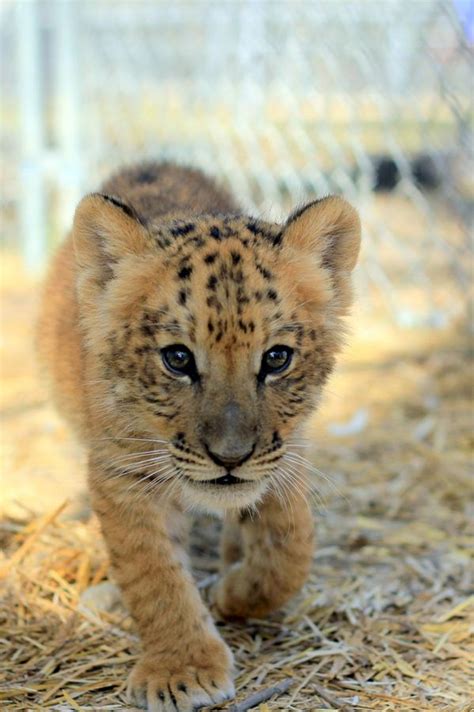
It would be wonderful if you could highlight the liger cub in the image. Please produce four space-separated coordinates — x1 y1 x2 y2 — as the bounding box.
38 162 361 712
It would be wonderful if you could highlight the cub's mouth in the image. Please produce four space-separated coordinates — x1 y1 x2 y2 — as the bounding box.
185 473 250 487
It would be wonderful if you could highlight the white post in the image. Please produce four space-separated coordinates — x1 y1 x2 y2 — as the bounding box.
17 0 46 271
55 0 83 236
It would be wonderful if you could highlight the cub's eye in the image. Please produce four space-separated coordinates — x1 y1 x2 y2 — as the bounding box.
259 345 294 379
161 345 197 379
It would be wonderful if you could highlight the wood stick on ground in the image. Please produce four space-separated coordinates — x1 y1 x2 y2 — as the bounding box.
228 678 294 712
313 682 356 712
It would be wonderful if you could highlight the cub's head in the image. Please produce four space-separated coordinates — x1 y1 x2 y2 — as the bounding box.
74 193 360 511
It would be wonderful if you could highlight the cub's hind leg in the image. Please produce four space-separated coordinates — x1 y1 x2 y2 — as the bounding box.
89 461 235 712
215 479 314 619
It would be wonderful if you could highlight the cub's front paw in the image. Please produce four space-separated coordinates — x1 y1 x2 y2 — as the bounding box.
127 638 235 712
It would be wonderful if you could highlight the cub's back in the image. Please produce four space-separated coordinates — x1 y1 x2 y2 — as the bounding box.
100 162 237 220
37 235 86 435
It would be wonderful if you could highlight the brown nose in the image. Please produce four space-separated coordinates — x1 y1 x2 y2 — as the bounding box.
205 443 255 470
201 399 257 470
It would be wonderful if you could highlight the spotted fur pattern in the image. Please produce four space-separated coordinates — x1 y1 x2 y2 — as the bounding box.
38 161 361 711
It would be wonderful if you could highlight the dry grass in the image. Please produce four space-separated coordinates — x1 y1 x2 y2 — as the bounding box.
0 252 472 711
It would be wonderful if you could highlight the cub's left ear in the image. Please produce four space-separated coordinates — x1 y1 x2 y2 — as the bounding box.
283 196 361 272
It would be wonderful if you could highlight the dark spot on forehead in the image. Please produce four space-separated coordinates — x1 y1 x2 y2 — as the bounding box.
190 236 205 248
236 287 250 306
206 295 222 312
178 265 193 280
178 289 188 305
267 289 278 301
204 252 217 264
232 268 244 284
207 275 218 290
210 226 221 239
257 263 273 280
231 251 241 265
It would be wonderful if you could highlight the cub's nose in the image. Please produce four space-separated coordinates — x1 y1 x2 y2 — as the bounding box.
205 444 255 470
201 399 257 470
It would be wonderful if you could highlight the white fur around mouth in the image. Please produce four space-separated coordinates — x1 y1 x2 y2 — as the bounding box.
180 474 268 513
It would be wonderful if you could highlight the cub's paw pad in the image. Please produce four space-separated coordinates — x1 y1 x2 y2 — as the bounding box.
127 658 235 712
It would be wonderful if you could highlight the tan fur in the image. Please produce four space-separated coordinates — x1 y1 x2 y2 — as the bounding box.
37 161 360 711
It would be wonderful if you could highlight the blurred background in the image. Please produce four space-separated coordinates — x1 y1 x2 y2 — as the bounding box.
1 3 473 710
1 0 473 326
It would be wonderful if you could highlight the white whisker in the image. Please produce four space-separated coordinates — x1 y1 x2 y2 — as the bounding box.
111 448 169 463
283 452 345 500
93 437 169 444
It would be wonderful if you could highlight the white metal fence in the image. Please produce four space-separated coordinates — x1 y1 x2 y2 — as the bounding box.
1 0 472 325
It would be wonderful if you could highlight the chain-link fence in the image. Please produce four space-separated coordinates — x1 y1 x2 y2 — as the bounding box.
1 0 472 326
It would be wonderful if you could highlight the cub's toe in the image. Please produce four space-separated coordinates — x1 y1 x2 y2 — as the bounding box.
127 657 235 712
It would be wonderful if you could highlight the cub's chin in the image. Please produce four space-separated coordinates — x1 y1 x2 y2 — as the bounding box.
179 475 270 514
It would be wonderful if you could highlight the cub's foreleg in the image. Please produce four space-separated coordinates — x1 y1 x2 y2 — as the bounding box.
89 463 235 712
216 479 314 619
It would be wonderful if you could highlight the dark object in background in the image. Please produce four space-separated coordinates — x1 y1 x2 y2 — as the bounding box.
371 153 442 192
372 157 400 192
411 154 442 190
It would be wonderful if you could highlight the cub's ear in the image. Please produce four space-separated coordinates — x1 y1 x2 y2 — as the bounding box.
283 196 361 272
73 193 151 272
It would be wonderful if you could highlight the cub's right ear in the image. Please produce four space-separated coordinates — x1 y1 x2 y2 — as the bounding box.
73 193 151 273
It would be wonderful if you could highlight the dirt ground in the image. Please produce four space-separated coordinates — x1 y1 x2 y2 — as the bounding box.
0 251 472 711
